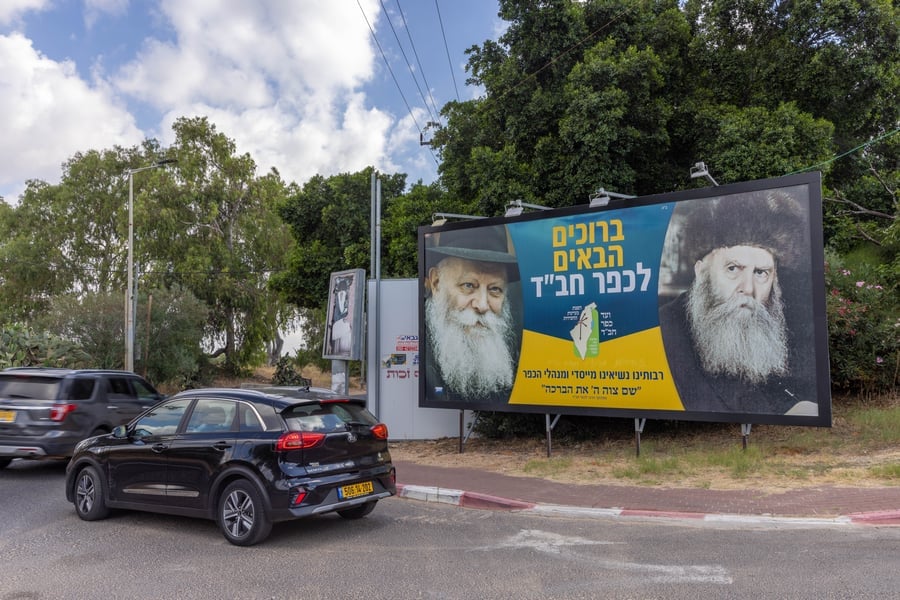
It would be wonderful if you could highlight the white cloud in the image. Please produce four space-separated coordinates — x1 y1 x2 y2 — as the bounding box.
84 0 127 29
0 0 459 201
0 0 48 26
0 32 142 200
114 0 392 187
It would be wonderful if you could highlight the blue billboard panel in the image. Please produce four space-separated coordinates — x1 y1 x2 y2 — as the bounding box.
418 172 831 427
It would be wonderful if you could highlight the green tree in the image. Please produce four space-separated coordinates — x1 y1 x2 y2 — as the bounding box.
437 0 696 213
0 143 165 321
271 168 406 311
36 286 208 385
155 117 296 373
382 180 449 277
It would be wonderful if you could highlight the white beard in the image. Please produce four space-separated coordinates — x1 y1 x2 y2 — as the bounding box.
687 270 789 385
426 288 516 399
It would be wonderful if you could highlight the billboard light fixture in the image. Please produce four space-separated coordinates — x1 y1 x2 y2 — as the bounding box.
431 212 486 226
690 161 719 186
589 187 636 208
505 199 550 217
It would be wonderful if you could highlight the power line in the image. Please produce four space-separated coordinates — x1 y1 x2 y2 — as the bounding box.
395 0 443 124
434 0 460 102
379 0 440 125
787 127 900 176
357 0 440 167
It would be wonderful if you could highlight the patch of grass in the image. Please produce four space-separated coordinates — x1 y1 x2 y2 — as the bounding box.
610 465 642 480
868 463 900 480
523 456 572 477
847 406 900 445
703 445 765 478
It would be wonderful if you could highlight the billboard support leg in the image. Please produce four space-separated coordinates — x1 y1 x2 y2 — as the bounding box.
741 423 752 450
634 418 646 457
331 360 347 395
460 411 480 453
545 414 561 458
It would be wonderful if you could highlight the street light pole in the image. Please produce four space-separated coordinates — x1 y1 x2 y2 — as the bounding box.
125 159 176 372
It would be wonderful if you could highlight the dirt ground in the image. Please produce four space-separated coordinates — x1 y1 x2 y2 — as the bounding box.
246 366 899 492
386 432 900 492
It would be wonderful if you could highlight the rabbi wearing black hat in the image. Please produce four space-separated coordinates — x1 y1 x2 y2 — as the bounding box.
659 190 817 416
424 224 521 404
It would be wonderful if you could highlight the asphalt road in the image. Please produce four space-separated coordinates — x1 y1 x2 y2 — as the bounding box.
2 459 899 599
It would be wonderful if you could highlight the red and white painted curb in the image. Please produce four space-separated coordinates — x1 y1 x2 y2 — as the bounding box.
396 484 900 527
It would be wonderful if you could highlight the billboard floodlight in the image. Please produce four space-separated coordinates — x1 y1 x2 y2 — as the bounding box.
504 199 550 217
589 188 636 208
431 212 486 226
690 162 719 186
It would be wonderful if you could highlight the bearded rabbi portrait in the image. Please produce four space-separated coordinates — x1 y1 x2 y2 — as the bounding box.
658 189 818 417
423 225 522 404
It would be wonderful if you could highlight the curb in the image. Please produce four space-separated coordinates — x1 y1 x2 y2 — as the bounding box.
396 483 536 510
395 484 900 527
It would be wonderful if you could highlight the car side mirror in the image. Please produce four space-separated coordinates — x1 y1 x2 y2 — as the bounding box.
112 425 129 439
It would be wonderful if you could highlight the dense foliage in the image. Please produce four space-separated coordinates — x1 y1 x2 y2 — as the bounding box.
0 1 895 395
0 324 91 369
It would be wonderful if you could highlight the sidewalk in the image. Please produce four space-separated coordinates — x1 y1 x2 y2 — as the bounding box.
393 460 900 526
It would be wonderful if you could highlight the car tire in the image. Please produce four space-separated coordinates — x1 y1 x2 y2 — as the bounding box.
218 479 272 546
0 458 11 470
74 465 110 521
337 500 377 520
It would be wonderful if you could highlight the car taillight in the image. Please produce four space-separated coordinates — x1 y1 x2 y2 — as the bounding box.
291 489 308 506
370 423 389 440
50 403 77 422
276 431 326 451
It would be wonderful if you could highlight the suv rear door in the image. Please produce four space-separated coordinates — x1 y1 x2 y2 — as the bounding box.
103 375 157 425
0 374 76 450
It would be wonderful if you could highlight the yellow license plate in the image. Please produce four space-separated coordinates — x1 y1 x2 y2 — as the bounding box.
0 409 16 423
339 481 374 500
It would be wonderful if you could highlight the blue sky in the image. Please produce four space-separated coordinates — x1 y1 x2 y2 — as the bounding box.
0 0 506 201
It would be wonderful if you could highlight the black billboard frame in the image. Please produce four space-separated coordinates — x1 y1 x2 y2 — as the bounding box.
417 172 831 428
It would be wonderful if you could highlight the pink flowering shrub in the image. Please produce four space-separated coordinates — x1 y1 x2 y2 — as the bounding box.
825 260 899 394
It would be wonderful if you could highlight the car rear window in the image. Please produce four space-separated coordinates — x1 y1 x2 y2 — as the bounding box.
282 402 377 433
0 375 62 400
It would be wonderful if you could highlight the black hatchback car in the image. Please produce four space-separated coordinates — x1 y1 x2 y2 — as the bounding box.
64 386 396 546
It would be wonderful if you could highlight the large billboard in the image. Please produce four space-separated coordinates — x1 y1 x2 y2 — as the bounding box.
418 173 831 426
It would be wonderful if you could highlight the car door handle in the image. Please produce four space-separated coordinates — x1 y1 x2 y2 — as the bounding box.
213 442 232 450
152 443 168 453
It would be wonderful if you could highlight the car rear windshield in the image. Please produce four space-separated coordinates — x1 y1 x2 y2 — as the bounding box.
282 402 377 433
0 375 62 400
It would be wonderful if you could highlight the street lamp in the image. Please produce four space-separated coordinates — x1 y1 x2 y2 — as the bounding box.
125 158 176 372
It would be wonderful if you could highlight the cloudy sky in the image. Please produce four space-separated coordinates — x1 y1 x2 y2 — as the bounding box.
0 0 504 202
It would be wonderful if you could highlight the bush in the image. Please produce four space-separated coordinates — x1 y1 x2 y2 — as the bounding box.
33 285 208 387
272 356 312 386
0 323 91 368
825 254 899 395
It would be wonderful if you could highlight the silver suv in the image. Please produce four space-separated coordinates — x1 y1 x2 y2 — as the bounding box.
0 368 164 469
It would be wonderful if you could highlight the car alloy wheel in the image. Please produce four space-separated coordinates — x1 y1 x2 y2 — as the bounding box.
74 466 109 521
218 479 272 546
